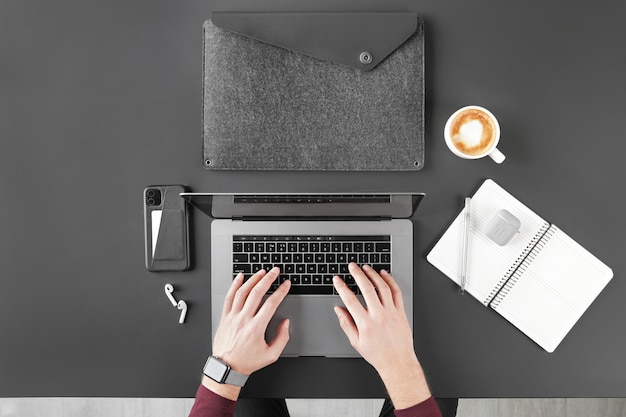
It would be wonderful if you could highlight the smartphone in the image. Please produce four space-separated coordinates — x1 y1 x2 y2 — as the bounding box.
143 185 190 271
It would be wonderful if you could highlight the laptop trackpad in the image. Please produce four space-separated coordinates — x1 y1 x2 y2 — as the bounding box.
266 295 361 358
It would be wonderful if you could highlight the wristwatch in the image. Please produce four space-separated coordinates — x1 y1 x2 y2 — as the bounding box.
203 356 249 387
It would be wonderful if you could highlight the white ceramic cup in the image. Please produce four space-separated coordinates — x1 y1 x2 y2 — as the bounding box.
444 105 505 163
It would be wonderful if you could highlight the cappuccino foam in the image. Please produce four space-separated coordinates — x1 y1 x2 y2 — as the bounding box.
450 108 497 156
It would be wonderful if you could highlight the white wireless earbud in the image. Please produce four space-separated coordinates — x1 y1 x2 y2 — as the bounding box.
177 300 188 324
164 283 177 307
164 284 187 323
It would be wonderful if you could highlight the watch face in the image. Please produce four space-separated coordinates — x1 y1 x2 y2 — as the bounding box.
204 357 229 383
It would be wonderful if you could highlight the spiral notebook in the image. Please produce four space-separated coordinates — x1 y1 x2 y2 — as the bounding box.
427 179 613 352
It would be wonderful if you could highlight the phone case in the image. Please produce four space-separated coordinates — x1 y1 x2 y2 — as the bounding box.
143 185 190 271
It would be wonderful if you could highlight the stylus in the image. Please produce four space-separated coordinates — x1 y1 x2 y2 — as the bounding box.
460 197 471 295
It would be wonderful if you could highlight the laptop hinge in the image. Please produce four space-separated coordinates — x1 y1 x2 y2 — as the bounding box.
232 216 393 221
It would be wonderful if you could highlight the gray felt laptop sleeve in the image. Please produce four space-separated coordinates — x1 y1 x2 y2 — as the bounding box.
203 12 425 171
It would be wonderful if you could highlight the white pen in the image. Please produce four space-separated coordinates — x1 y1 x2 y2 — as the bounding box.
460 197 471 294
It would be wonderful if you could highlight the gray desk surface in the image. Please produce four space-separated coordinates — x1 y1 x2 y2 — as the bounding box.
1 0 625 399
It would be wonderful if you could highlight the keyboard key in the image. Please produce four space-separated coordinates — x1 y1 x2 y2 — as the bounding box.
376 243 391 252
233 253 248 263
372 264 391 273
290 275 301 284
233 264 251 273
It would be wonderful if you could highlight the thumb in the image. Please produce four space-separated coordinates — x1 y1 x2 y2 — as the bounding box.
267 318 290 359
334 306 358 347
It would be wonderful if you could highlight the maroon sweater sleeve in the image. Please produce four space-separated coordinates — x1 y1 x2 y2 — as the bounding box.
187 384 442 417
394 396 443 417
188 384 236 417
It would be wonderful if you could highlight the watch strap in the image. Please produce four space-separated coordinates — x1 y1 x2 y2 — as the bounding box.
223 367 248 387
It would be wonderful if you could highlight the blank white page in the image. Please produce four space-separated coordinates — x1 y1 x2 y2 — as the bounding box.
492 226 613 352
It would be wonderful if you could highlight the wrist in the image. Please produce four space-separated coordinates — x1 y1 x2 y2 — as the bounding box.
376 352 421 383
202 375 241 401
378 359 432 410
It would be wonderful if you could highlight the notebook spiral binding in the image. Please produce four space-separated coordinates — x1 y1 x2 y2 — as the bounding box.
486 223 553 307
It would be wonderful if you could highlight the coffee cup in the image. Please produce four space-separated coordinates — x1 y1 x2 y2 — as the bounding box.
444 105 505 163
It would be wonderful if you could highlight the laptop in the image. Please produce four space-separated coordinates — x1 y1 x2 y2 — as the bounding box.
181 193 425 357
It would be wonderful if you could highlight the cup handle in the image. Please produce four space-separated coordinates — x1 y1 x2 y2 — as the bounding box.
489 148 506 164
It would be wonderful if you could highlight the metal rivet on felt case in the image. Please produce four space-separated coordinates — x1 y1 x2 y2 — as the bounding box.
359 51 373 64
205 159 212 166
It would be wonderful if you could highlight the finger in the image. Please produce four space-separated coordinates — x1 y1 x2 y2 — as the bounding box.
255 278 291 326
348 263 380 309
231 268 267 312
241 267 281 316
361 264 393 307
379 269 405 311
333 275 366 325
334 306 359 348
222 272 244 315
266 318 291 362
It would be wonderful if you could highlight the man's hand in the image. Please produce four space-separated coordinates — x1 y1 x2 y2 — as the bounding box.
333 263 432 409
204 267 290 400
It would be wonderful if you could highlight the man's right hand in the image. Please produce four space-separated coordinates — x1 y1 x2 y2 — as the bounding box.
333 263 432 410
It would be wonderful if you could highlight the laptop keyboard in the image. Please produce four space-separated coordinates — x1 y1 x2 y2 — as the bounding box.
232 235 391 295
